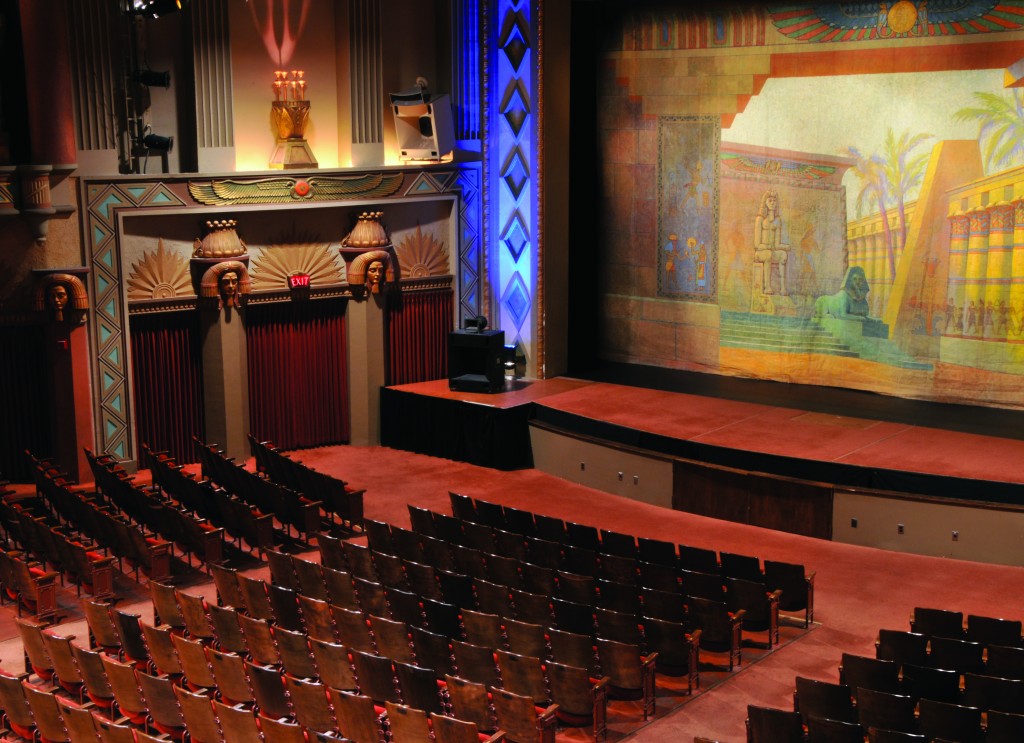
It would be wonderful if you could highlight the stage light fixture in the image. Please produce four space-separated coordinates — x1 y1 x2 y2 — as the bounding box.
141 133 173 152
131 0 183 18
134 69 170 88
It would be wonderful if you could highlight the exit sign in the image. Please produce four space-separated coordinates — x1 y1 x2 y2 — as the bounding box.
288 273 311 290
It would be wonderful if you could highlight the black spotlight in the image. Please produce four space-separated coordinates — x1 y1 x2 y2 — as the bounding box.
134 69 170 88
131 0 183 18
141 133 173 152
463 315 488 332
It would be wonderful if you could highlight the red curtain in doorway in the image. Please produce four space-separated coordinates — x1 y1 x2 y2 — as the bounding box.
130 311 205 465
386 288 453 385
246 298 350 450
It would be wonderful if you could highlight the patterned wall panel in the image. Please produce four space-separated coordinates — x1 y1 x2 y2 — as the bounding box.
84 180 188 461
399 164 483 321
83 166 481 463
486 0 538 374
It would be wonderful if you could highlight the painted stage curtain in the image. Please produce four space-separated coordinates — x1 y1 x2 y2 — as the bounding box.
246 298 350 450
593 5 1024 411
0 325 51 481
130 311 204 465
386 288 453 386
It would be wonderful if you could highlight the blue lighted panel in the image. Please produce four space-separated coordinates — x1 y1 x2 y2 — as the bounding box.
490 0 536 371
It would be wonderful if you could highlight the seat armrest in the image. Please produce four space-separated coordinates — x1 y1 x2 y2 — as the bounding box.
537 704 559 743
538 704 559 723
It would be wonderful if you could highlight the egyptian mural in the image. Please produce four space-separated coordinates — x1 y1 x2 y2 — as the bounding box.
597 1 1024 410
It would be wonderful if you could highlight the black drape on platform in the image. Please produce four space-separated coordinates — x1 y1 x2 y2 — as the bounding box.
380 387 533 470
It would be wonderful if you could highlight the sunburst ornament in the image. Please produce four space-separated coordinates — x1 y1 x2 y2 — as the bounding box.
394 225 450 278
127 239 193 300
249 243 345 291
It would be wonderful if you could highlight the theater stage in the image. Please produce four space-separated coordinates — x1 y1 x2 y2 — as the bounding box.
381 377 1024 502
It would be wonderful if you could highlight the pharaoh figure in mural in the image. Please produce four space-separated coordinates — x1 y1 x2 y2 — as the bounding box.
753 189 789 296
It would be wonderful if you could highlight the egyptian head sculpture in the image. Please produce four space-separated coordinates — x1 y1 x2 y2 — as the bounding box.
34 274 89 323
200 261 251 309
348 250 392 295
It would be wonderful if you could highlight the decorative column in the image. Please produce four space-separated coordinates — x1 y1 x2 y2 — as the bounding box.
946 211 969 336
66 0 121 173
340 212 394 446
984 202 1013 340
192 220 251 461
963 207 990 339
349 0 384 166
33 269 95 483
1009 200 1024 342
191 0 236 172
17 0 77 242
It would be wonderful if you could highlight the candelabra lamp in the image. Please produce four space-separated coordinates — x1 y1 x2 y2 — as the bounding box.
269 69 318 169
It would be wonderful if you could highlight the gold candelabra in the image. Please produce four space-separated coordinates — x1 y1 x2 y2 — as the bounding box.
269 69 317 169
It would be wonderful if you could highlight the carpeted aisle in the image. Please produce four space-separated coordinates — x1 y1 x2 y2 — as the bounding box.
295 444 1024 742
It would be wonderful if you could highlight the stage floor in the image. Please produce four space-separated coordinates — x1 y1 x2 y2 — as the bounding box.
390 377 1024 487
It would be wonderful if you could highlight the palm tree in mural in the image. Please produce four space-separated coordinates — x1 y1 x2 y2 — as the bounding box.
845 146 896 280
881 128 932 251
953 88 1024 173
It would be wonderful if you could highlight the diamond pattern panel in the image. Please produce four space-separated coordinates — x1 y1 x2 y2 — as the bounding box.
501 212 530 263
501 82 531 137
457 164 483 318
501 149 530 201
502 272 531 332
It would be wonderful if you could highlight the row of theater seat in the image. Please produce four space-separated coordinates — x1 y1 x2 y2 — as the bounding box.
437 491 815 627
201 548 681 719
24 451 173 592
10 607 504 743
357 499 813 666
247 435 365 534
745 605 1024 742
145 573 611 740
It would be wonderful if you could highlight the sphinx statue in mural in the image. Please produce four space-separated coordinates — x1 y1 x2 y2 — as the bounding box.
813 266 889 339
813 265 871 321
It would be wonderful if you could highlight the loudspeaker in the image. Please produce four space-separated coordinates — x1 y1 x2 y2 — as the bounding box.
448 329 505 393
391 92 454 161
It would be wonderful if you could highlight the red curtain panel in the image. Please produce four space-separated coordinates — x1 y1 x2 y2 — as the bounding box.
386 289 453 386
246 298 350 450
130 311 205 465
